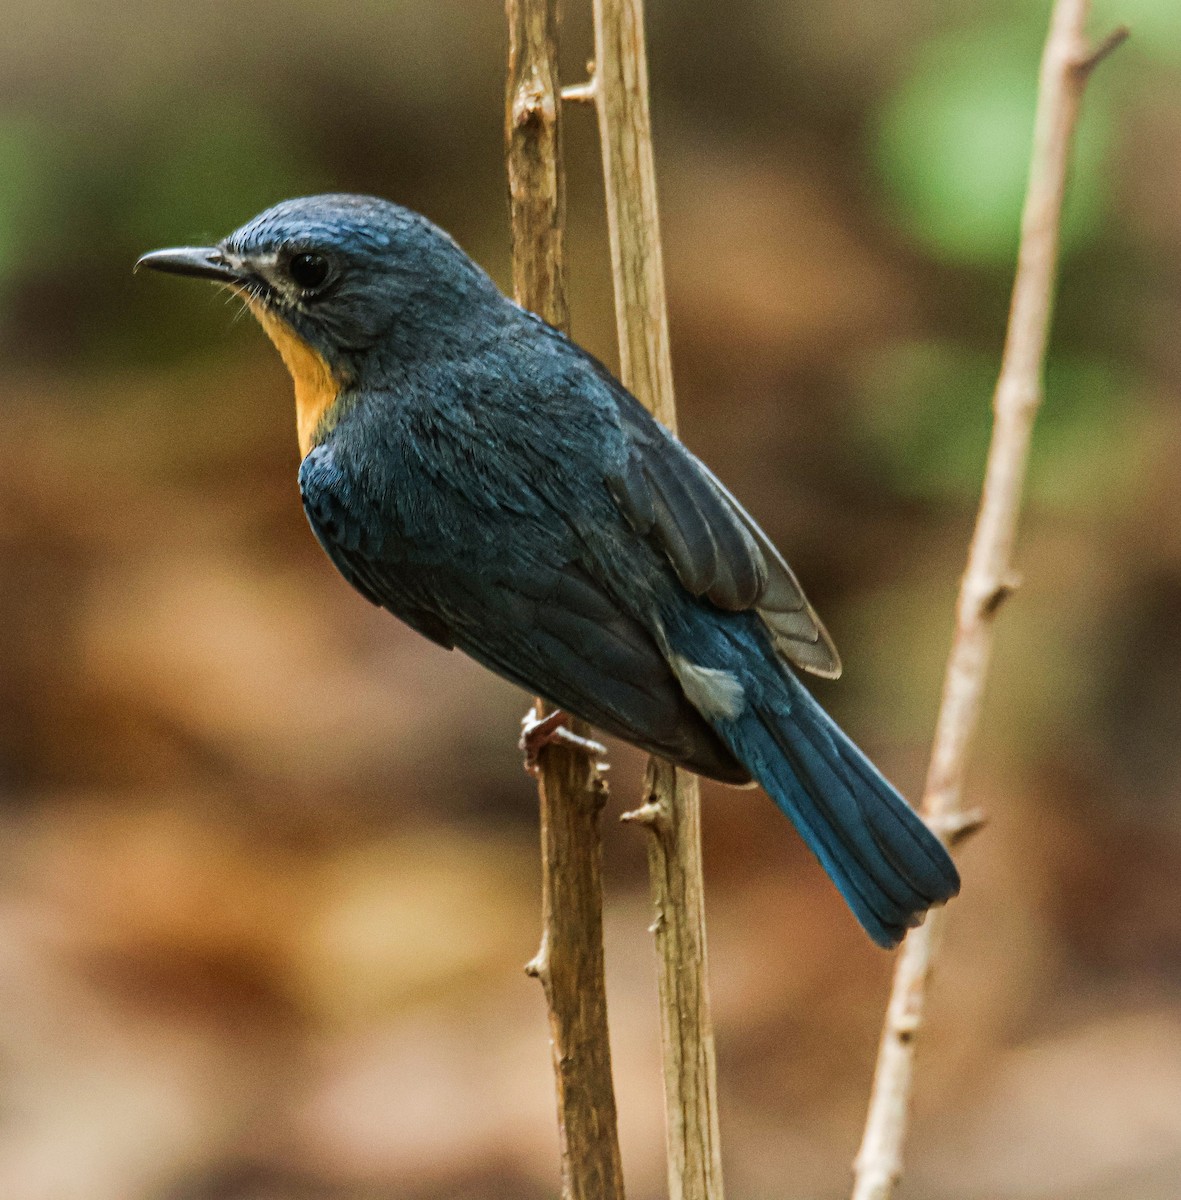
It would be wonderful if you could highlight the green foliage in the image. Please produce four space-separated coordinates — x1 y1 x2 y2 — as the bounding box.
874 26 1113 265
0 115 69 283
854 339 1143 513
1094 0 1181 65
127 94 330 246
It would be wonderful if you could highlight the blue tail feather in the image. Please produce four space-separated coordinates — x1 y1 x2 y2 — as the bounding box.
723 671 960 948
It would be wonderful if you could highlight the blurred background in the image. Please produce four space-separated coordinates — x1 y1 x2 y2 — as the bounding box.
1 0 1179 1197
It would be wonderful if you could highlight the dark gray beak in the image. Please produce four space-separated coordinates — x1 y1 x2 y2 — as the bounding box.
134 246 242 284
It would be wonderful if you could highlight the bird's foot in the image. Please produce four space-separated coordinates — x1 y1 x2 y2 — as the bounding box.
519 706 607 776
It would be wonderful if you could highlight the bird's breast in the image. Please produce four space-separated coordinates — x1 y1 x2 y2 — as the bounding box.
243 298 340 458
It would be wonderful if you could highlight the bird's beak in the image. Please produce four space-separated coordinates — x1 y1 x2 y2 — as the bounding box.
134 246 243 285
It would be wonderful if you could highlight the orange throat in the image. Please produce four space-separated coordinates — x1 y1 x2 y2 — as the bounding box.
244 297 340 458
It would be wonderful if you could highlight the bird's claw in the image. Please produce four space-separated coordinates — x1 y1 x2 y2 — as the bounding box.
519 706 608 775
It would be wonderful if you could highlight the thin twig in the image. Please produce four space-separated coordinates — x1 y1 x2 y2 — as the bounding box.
505 4 626 1198
589 1 726 1197
850 5 1125 1199
561 69 598 104
1076 24 1129 73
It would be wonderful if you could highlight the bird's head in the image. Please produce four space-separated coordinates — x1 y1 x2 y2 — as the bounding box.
137 193 505 455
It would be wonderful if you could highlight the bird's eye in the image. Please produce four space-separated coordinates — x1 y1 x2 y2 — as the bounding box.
288 252 330 291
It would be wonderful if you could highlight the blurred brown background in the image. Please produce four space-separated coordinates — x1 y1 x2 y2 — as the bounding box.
1 1 1180 1197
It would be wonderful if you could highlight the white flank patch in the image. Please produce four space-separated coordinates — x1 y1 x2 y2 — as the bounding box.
672 656 746 723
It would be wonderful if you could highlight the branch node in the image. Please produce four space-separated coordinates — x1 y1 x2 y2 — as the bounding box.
512 66 557 129
1073 25 1130 76
892 1012 921 1044
592 774 611 812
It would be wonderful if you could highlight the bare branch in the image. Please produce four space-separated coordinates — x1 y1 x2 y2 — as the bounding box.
589 1 726 1197
505 4 625 1198
850 6 1126 1199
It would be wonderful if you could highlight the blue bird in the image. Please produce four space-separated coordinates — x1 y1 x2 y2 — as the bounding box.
138 194 959 947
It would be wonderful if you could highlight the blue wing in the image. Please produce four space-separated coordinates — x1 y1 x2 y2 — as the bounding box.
603 385 842 679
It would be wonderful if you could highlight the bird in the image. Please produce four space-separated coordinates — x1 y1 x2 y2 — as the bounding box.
137 193 959 947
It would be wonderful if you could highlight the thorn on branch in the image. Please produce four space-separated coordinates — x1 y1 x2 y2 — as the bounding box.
1072 25 1130 77
525 921 552 982
620 800 666 832
981 573 1023 617
931 807 988 848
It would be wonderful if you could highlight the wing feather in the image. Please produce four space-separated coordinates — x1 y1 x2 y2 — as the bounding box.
606 394 842 678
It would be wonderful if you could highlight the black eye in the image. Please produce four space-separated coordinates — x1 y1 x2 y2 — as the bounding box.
288 252 330 291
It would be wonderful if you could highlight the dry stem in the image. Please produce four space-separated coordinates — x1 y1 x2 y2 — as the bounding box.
589 1 726 1196
851 5 1125 1198
506 3 625 1197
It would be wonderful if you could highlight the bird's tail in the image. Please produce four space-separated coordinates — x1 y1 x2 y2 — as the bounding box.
726 672 960 947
